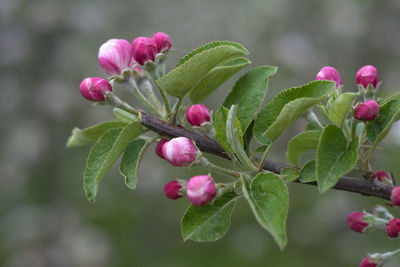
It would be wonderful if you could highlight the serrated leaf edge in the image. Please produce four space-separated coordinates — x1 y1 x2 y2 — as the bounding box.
176 40 248 67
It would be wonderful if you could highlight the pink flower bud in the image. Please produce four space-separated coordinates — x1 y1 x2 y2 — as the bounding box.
359 256 378 267
153 32 172 53
131 37 157 65
391 186 400 206
186 104 211 127
386 218 400 238
164 180 183 200
347 212 370 233
162 137 199 166
79 77 112 102
316 66 342 89
155 139 168 159
98 39 132 76
187 175 216 206
356 65 379 89
375 170 393 184
354 100 379 121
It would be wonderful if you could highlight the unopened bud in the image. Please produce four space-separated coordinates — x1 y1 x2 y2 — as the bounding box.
153 32 172 53
375 170 393 185
79 77 112 102
356 65 379 89
187 175 216 206
162 137 200 166
391 186 400 206
131 37 157 65
186 104 211 127
316 66 342 89
164 180 184 200
386 218 400 238
359 256 378 267
155 139 168 159
354 100 379 121
98 39 132 76
347 212 370 233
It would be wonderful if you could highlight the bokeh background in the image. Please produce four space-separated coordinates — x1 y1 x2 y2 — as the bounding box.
1 0 400 266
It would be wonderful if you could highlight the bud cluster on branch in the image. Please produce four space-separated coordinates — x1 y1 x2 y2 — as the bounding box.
68 33 400 266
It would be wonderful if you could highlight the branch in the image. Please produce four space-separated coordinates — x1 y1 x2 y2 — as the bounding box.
139 112 392 200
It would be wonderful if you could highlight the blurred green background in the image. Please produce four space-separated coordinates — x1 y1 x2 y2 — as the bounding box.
1 0 400 266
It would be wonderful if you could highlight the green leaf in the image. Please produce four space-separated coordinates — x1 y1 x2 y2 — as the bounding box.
176 41 248 67
157 43 248 98
182 191 237 242
253 80 335 144
83 122 144 202
254 145 269 154
366 100 400 145
299 160 316 183
287 130 321 165
189 57 251 103
66 120 128 147
316 125 359 193
223 66 278 131
242 173 289 250
327 92 358 127
280 167 299 182
119 138 149 190
214 106 244 152
264 98 322 141
381 92 400 105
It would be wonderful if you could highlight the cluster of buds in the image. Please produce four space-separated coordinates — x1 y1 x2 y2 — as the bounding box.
316 65 379 92
99 32 172 74
359 249 400 267
315 65 381 121
79 32 172 104
347 205 400 238
350 172 400 266
155 104 217 206
163 175 217 206
155 137 217 206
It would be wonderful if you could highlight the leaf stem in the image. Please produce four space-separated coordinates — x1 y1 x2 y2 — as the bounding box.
304 110 323 129
258 143 272 172
200 157 241 178
104 92 138 115
147 73 171 115
171 97 183 124
125 79 163 116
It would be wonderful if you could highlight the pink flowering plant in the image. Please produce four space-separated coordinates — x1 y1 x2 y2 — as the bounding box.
68 33 400 265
